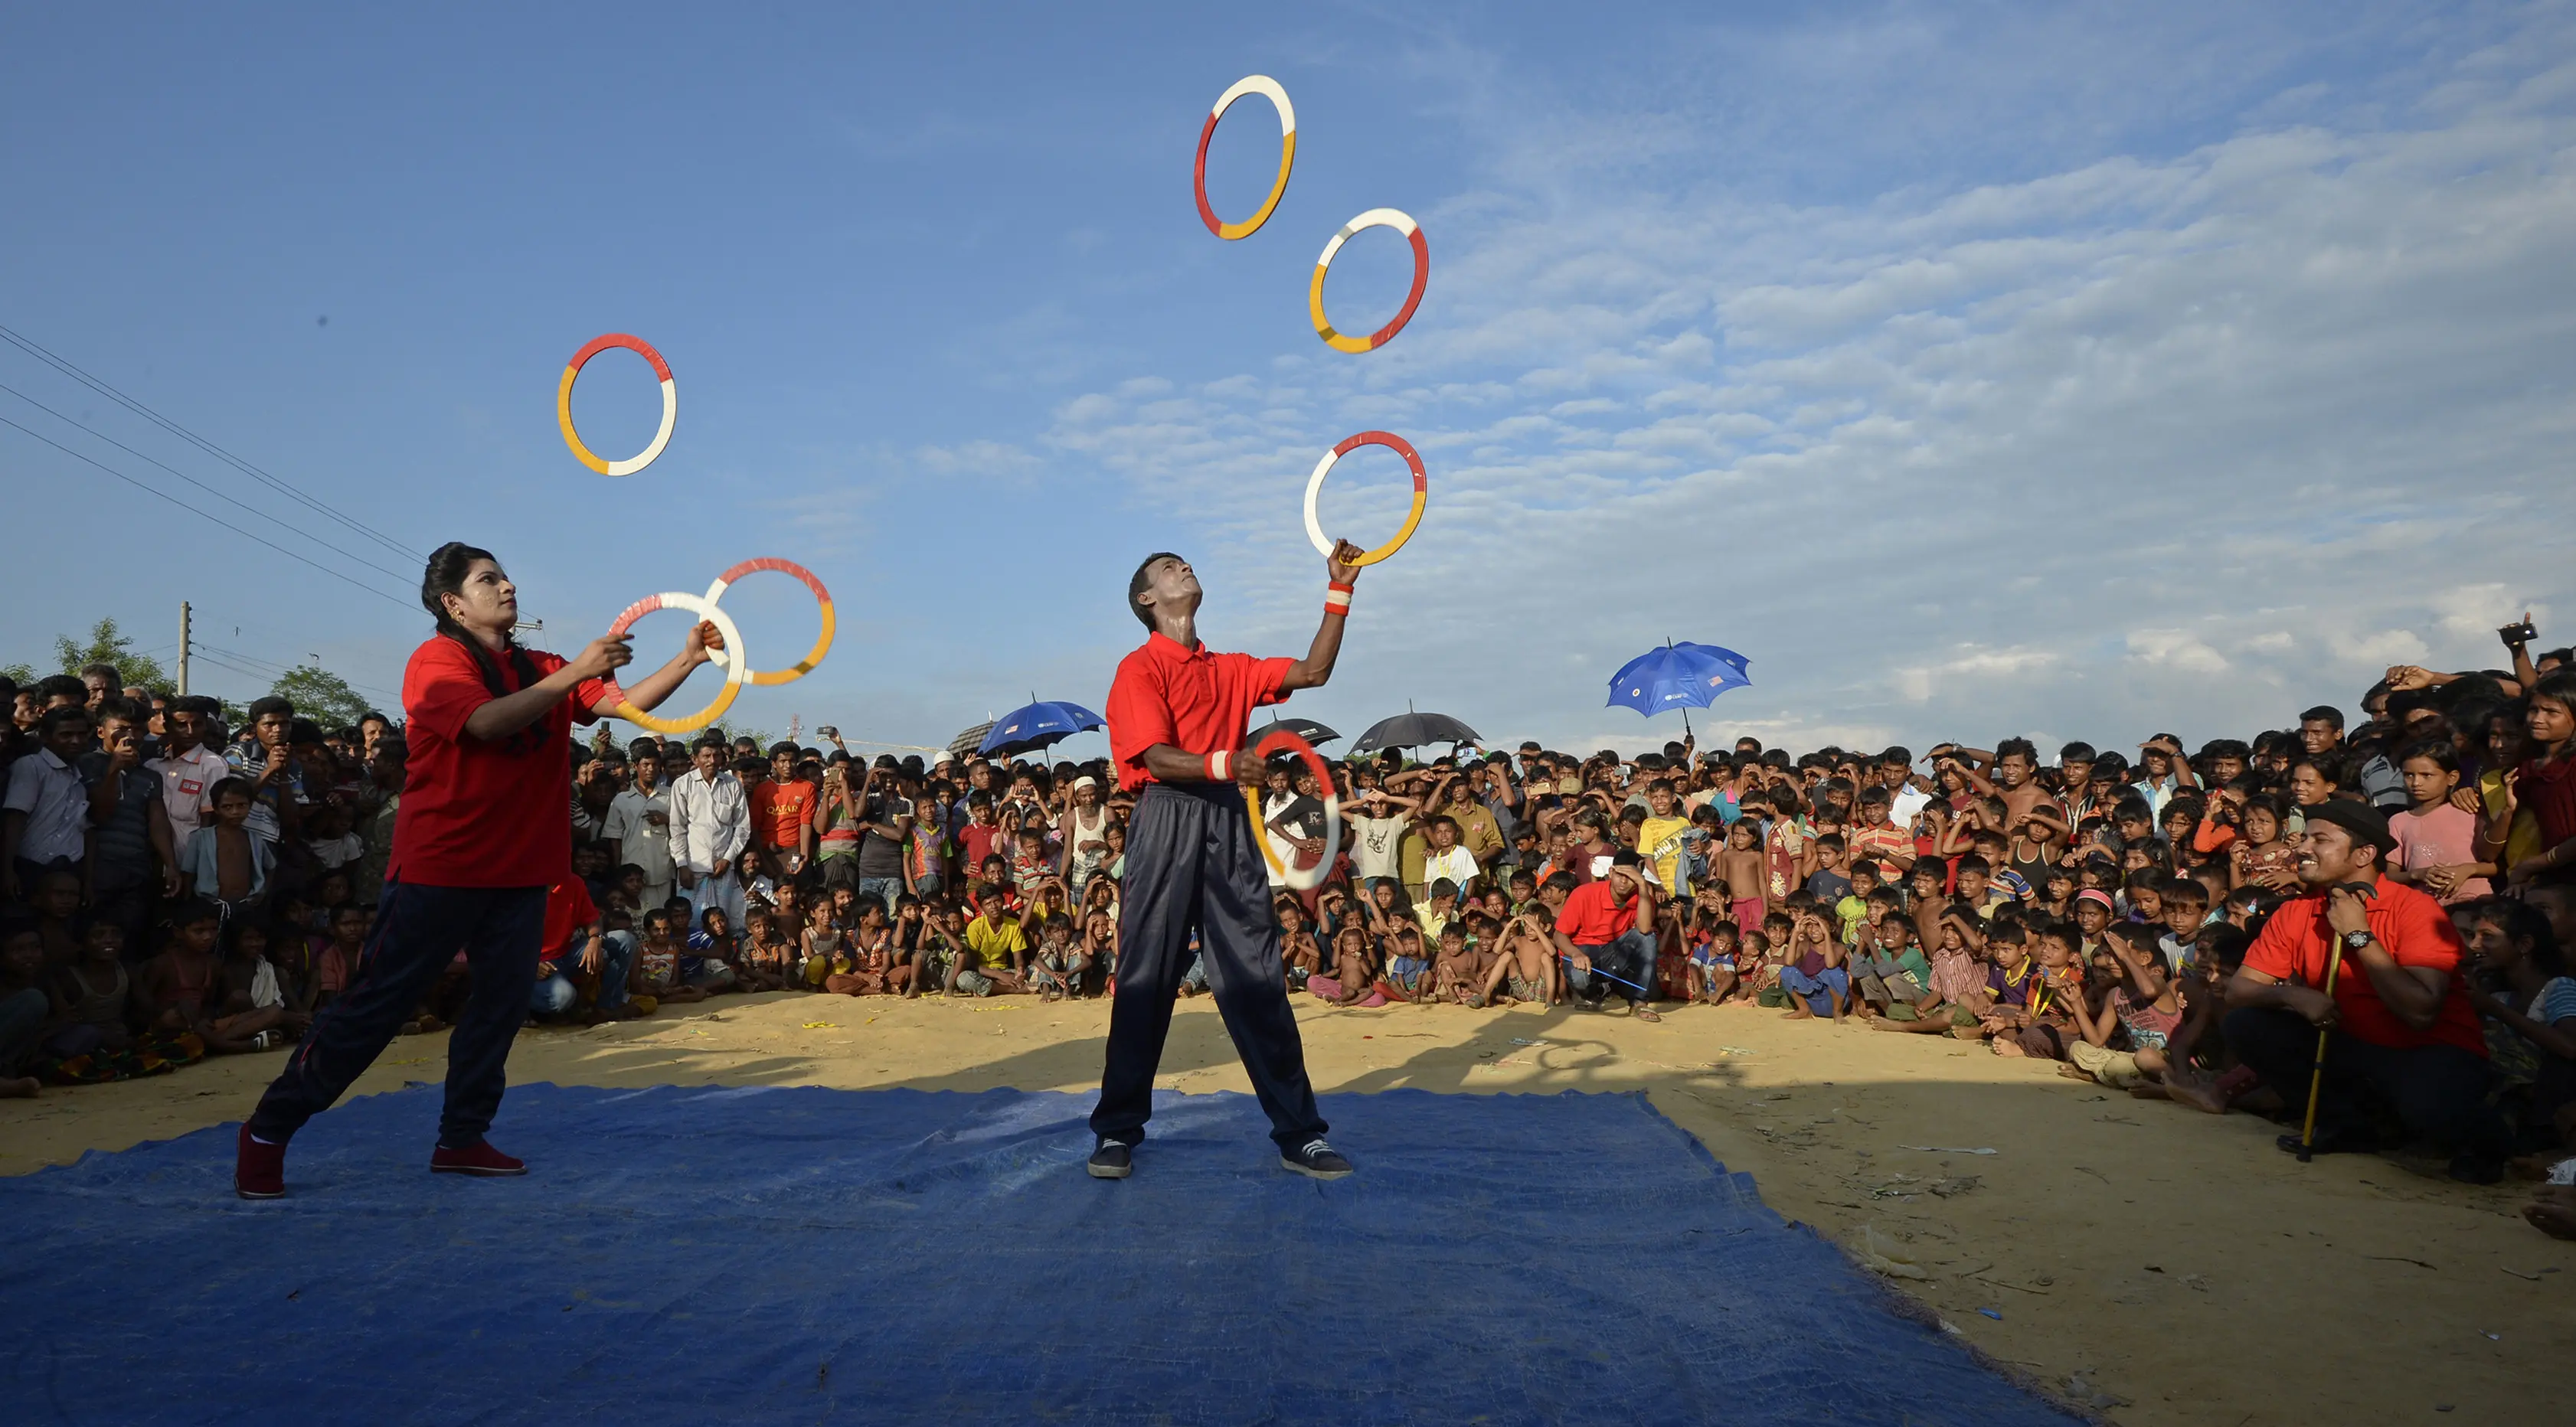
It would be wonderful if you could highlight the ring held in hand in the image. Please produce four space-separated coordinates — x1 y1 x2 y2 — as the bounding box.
594 590 745 736
1309 208 1427 353
558 334 677 476
1194 75 1296 240
1304 429 1427 567
1244 728 1340 892
703 557 834 687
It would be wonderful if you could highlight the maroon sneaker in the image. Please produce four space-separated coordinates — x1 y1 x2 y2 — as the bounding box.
430 1140 528 1177
235 1124 286 1200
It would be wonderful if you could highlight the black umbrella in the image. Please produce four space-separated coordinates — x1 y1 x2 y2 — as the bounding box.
1350 707 1482 756
946 722 995 760
1247 715 1341 749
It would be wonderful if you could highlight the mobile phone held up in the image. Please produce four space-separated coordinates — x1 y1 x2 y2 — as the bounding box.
2500 619 2538 646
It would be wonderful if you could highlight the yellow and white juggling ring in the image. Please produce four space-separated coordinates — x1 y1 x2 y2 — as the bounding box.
1309 208 1428 353
703 557 834 687
1194 74 1296 240
593 590 745 736
1244 727 1340 892
1304 429 1427 568
558 334 677 476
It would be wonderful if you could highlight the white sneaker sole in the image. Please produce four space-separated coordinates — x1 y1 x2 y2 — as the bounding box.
1087 1158 1132 1179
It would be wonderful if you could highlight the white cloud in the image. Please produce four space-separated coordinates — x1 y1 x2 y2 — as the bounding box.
2127 629 2231 674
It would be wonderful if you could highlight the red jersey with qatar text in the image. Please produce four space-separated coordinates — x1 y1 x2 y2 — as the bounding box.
391 635 609 888
1104 632 1293 792
2241 877 2486 1056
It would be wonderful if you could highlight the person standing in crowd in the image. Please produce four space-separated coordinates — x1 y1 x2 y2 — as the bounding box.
3 706 93 904
672 735 749 933
234 542 724 1199
603 738 676 913
1087 543 1364 1183
148 695 228 852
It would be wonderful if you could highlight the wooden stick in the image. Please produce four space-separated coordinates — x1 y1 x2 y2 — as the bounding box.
2296 941 2348 1162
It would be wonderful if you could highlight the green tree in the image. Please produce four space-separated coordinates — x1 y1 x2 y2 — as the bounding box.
270 665 377 730
1 618 170 691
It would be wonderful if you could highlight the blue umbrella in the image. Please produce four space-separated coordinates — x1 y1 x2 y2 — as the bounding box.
979 697 1106 758
1606 642 1751 733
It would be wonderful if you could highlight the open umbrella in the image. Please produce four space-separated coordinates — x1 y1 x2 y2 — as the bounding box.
1606 641 1751 735
946 722 996 760
1350 706 1483 756
978 697 1106 759
1247 715 1340 749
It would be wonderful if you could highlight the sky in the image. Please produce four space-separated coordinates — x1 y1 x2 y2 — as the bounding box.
5 2 2573 762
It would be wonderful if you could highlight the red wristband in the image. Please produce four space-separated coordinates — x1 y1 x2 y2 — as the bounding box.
1205 749 1232 782
1324 581 1353 616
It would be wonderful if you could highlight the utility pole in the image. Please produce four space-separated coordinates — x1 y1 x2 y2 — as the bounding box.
178 601 191 697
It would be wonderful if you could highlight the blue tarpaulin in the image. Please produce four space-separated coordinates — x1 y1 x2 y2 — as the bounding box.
0 1084 2074 1425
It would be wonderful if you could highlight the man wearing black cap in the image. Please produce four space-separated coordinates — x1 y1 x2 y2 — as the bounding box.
2223 798 2508 1181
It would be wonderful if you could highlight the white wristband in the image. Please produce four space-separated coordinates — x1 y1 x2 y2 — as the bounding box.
1206 749 1231 782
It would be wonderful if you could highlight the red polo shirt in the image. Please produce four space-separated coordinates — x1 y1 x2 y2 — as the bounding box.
2241 877 2485 1056
1104 632 1293 792
538 880 600 966
391 635 608 888
1555 879 1639 946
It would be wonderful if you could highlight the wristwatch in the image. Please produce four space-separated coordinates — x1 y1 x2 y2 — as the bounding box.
2339 929 2373 952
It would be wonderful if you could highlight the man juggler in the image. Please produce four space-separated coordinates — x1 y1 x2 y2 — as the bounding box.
1088 541 1365 1181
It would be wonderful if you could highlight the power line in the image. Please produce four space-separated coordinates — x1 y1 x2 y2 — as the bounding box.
0 413 415 611
195 639 401 700
0 379 416 585
0 319 420 560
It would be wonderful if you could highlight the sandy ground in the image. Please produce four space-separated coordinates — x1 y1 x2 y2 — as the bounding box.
3 991 2561 1424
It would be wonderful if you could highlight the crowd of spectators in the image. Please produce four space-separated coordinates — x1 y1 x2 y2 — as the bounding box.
5 619 2574 1235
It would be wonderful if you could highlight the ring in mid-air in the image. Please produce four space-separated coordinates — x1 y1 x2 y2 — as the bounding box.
1309 208 1427 353
1193 73 1296 240
558 333 676 477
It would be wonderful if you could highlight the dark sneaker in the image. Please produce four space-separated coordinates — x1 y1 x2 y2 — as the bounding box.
234 1124 286 1200
430 1140 528 1177
1087 1139 1133 1179
1280 1138 1352 1180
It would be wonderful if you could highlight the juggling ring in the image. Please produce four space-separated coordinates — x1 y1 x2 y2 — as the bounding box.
703 557 834 686
1194 75 1296 240
1244 728 1341 892
558 334 677 476
1309 207 1428 353
595 591 746 736
1304 429 1427 567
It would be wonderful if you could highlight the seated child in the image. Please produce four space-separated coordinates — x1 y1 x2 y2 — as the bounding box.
1686 910 1741 1005
44 922 136 1061
2063 922 2185 1089
634 907 708 1007
141 902 288 1053
801 900 851 990
1309 926 1386 1007
683 907 740 992
1024 913 1087 1001
1278 896 1322 993
1473 910 1560 1008
1992 921 2084 1060
1430 922 1484 1004
739 907 797 991
1850 912 1934 1019
1775 909 1851 1020
1377 925 1435 1003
